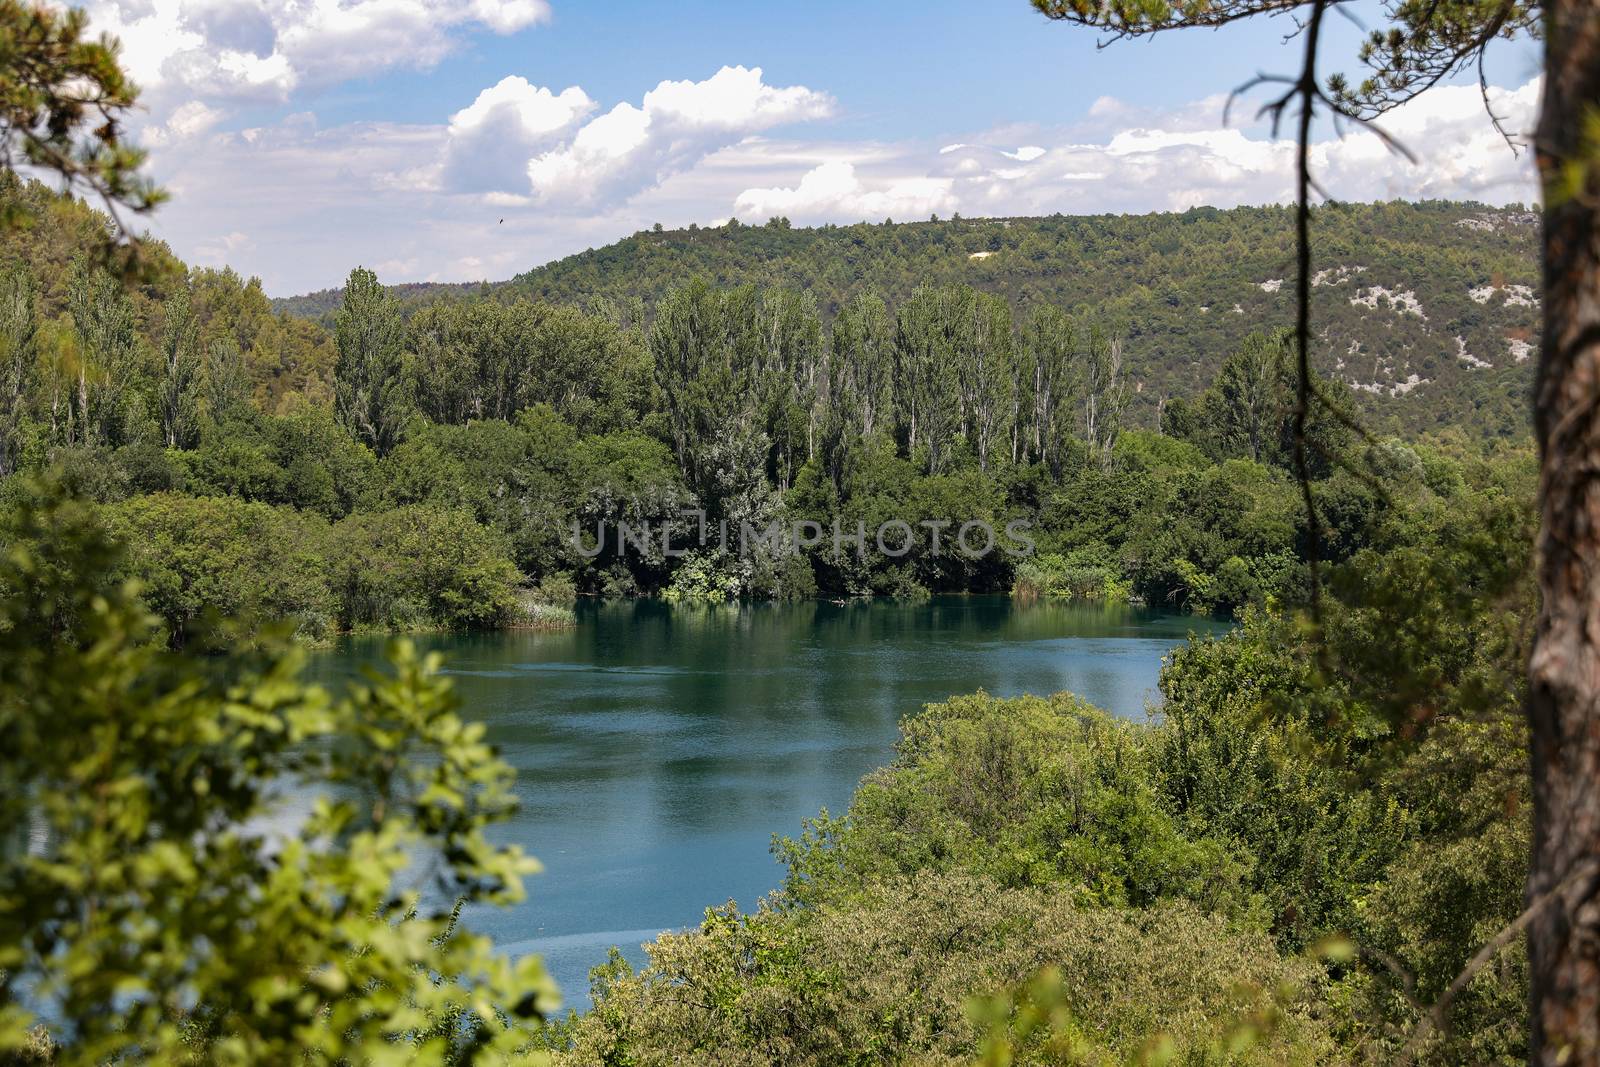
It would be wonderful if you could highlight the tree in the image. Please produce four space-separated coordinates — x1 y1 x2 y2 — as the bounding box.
822 292 895 492
1020 304 1078 474
203 336 248 420
649 278 771 513
1215 331 1287 463
105 491 335 643
831 292 894 442
157 286 200 449
333 267 408 457
1082 323 1126 467
1527 4 1600 1060
523 303 652 435
757 287 823 490
0 264 34 475
65 260 138 447
1031 0 1595 1060
330 503 523 631
895 286 966 475
406 300 482 425
0 482 556 1062
0 0 165 267
963 291 1014 472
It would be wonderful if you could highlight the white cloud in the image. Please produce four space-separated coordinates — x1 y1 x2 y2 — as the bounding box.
142 100 225 145
734 161 955 222
85 0 551 125
640 65 832 130
441 77 594 193
1318 78 1540 201
135 70 1541 296
140 114 667 293
450 77 591 140
274 0 547 86
729 76 1539 230
469 0 547 34
525 65 834 210
193 229 254 264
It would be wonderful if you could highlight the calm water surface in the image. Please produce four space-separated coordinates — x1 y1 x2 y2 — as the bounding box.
309 596 1224 1004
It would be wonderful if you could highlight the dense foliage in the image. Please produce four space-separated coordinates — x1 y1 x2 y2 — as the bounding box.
0 120 1547 1067
277 202 1540 440
0 0 163 267
559 876 1336 1065
0 481 557 1064
0 0 1562 1061
4 181 1508 630
549 441 1535 1065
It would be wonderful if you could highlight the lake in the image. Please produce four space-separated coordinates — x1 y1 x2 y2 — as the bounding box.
309 596 1225 1006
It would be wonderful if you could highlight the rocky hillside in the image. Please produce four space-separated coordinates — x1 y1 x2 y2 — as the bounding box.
275 201 1541 437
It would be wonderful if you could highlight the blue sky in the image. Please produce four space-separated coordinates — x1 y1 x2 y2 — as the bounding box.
305 2 1359 132
89 0 1541 293
218 0 1537 137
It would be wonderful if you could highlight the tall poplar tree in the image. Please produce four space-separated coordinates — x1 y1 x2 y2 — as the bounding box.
1021 304 1077 474
0 266 35 476
965 291 1014 472
832 292 895 442
1216 331 1287 464
895 285 966 475
65 263 137 447
157 287 200 449
333 267 408 457
1082 323 1126 467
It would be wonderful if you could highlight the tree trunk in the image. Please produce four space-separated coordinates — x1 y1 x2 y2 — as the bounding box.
1528 4 1600 1063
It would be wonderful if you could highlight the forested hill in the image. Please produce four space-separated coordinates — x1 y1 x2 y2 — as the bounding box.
274 201 1541 437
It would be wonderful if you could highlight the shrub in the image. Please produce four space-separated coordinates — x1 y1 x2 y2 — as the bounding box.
0 482 557 1063
777 691 1253 914
554 873 1337 1066
1012 548 1131 602
661 550 742 604
103 491 336 642
330 504 523 631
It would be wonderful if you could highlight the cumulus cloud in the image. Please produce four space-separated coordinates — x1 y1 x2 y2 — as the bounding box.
193 229 255 264
468 0 548 34
524 65 834 210
441 77 594 193
134 68 1540 296
142 100 225 146
182 0 276 56
730 76 1539 227
140 112 689 294
1317 78 1540 201
734 161 954 222
85 0 551 129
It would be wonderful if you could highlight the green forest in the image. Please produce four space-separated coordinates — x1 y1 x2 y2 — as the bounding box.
0 167 1544 1062
4 0 1596 1060
276 200 1540 439
0 379 1538 1064
0 176 1534 643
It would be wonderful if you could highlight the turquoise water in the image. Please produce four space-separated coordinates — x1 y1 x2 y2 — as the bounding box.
310 596 1223 1005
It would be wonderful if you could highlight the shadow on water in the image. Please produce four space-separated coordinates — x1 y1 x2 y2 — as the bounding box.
306 595 1226 1007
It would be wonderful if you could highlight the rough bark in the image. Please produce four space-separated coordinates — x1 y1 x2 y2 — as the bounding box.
1529 2 1600 1062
